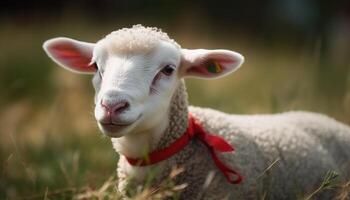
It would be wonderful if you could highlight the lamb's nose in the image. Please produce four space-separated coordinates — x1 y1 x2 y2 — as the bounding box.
101 99 130 119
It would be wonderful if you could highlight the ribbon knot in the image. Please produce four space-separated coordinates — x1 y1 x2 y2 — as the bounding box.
125 114 243 185
189 115 242 184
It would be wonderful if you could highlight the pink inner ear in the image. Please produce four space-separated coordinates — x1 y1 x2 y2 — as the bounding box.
187 65 212 76
186 59 230 77
49 43 95 72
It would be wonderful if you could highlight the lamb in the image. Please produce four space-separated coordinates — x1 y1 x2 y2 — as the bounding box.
43 25 350 199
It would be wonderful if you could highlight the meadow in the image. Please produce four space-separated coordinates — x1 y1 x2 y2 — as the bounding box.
0 17 349 199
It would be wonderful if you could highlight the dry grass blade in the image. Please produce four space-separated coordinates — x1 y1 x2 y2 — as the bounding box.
172 183 188 191
43 187 48 200
256 158 280 180
74 175 118 200
1 153 13 176
132 167 187 200
335 181 350 200
169 166 185 179
59 160 73 186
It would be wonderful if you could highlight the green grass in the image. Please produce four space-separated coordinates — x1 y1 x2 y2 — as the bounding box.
0 20 349 199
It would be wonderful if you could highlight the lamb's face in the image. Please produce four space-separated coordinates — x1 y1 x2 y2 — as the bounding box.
43 25 244 138
91 40 182 137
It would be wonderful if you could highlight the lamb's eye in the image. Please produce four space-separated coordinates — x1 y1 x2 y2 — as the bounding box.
93 63 98 70
93 63 103 77
161 64 175 76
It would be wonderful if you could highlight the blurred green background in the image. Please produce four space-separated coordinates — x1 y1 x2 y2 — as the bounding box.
0 0 349 199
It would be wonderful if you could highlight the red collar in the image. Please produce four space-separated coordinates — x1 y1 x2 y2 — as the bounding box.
125 113 243 184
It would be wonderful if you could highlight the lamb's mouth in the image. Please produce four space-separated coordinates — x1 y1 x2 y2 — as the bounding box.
98 115 142 135
100 122 130 132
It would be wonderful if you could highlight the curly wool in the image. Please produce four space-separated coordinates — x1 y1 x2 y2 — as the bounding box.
190 107 350 199
96 24 180 55
117 80 350 200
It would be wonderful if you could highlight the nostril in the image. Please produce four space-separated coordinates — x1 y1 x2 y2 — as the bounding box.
113 101 129 114
101 100 110 110
100 98 130 117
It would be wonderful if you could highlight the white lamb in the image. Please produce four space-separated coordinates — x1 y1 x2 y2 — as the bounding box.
43 25 350 199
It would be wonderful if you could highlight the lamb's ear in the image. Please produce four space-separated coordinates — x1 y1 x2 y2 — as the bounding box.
43 37 96 74
180 49 244 79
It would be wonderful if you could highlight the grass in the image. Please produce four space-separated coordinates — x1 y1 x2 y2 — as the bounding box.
304 170 339 200
0 18 349 199
9 167 187 200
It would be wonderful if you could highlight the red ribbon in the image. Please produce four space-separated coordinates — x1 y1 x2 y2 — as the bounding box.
126 114 243 184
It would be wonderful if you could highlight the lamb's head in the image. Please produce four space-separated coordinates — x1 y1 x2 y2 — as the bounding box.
43 25 244 138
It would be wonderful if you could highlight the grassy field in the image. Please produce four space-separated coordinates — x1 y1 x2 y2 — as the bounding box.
0 20 349 199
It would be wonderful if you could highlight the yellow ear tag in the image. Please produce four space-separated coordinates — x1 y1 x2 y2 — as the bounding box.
207 61 222 73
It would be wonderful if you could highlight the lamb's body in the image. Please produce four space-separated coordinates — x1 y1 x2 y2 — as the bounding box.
43 25 350 199
190 107 350 199
116 82 350 199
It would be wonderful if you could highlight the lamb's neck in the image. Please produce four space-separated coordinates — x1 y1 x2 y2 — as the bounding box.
111 81 189 158
111 119 168 158
156 81 189 150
